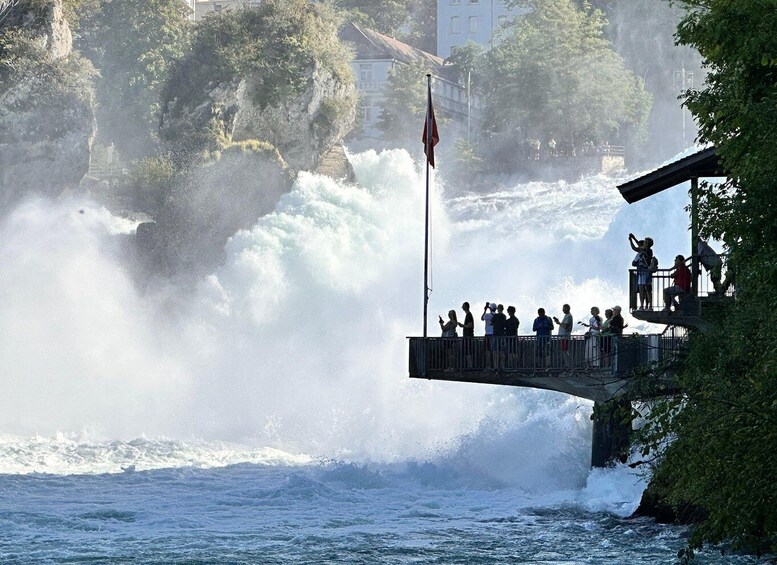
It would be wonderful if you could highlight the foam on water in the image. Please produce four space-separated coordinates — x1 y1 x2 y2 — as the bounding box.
0 149 692 503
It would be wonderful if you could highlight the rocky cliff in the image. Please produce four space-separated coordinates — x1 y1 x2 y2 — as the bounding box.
0 0 95 210
160 63 356 174
159 1 357 174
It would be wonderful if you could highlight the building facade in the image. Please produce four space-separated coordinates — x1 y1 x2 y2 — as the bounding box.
437 0 519 58
340 23 477 140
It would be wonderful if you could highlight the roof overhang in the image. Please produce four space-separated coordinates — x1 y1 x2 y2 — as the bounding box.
616 146 727 203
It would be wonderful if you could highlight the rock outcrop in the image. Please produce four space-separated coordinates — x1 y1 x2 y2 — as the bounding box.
230 69 356 172
137 141 294 279
0 0 95 210
161 64 356 173
159 1 357 174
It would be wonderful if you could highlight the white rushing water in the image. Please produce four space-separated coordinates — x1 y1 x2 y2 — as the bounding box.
0 149 691 479
3 150 759 564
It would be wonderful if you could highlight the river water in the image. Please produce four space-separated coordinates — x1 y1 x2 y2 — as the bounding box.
0 150 755 563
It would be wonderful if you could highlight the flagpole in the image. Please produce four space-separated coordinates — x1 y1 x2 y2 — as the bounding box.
423 74 432 339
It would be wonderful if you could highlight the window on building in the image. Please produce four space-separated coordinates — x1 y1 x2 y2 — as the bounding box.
469 0 479 4
214 3 223 11
469 16 479 34
499 15 509 27
450 0 461 4
451 16 461 34
362 104 373 124
359 64 373 86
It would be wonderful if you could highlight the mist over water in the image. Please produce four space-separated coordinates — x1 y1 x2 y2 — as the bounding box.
0 149 691 485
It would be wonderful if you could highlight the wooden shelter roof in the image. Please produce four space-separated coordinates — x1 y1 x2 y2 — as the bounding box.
616 146 726 203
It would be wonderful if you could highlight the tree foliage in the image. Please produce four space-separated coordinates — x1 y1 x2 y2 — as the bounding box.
61 0 101 31
0 2 95 122
483 0 651 161
160 0 354 162
637 0 777 554
398 0 437 54
375 59 432 143
77 0 191 159
445 41 485 86
163 0 352 113
330 0 414 36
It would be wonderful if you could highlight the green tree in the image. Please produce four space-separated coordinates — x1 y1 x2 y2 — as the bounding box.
399 0 437 53
61 0 101 31
444 41 485 85
636 0 777 554
483 0 650 165
160 0 355 162
77 0 191 159
331 0 413 36
169 0 351 111
376 59 431 143
584 0 703 163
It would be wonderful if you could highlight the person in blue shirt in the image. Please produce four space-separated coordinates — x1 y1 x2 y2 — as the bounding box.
532 308 554 368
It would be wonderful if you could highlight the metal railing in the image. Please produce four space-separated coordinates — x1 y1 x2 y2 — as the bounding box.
629 253 734 314
408 333 686 376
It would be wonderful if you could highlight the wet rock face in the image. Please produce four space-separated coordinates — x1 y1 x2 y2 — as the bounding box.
0 0 95 210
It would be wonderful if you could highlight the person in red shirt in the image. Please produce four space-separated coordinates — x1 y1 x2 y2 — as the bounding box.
663 254 692 312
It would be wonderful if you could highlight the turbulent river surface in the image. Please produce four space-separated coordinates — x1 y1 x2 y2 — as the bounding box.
0 150 753 563
0 437 758 564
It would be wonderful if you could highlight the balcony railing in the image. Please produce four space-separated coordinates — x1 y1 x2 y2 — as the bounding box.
408 332 686 377
629 253 734 314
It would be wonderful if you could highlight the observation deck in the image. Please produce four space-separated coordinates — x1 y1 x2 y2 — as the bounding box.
408 333 685 403
627 254 734 332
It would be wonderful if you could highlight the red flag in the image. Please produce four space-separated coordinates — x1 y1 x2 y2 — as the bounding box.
422 82 439 168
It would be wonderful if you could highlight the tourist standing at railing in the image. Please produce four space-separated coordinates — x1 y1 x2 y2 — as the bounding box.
610 306 625 335
663 255 692 313
459 302 474 337
646 255 659 309
459 302 474 368
629 233 654 310
532 308 554 368
439 310 458 371
491 305 507 369
553 304 573 368
482 303 496 368
601 309 613 368
695 237 723 294
610 305 625 371
439 311 458 337
580 307 602 368
505 306 519 368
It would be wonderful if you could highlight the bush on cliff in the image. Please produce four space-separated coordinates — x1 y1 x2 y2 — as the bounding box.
160 0 355 163
638 1 777 555
77 0 191 159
